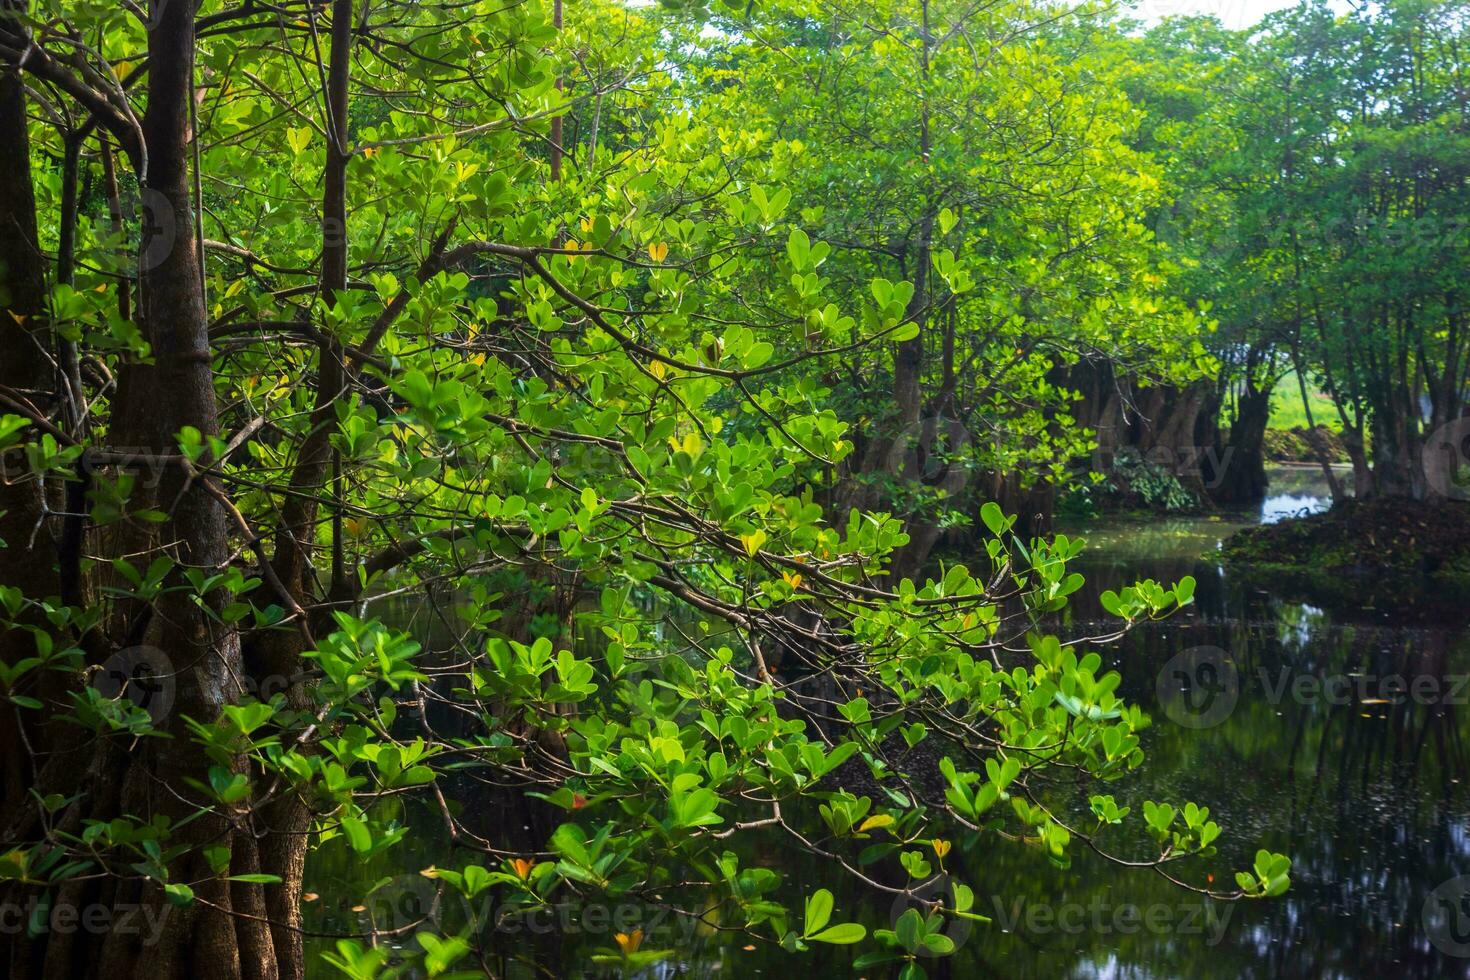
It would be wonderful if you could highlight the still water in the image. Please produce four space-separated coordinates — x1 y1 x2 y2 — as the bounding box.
305 466 1470 978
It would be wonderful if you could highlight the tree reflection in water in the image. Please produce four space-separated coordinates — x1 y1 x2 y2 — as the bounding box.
305 486 1470 978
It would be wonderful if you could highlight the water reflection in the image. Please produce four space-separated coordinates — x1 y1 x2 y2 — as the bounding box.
1042 466 1470 979
1257 464 1350 524
304 467 1470 978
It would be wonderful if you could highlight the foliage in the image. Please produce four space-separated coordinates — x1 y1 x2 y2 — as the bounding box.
1128 1 1470 500
1103 447 1201 511
0 0 1293 976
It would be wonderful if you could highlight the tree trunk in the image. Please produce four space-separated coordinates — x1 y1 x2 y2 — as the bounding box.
1289 344 1344 502
0 17 62 821
3 3 284 975
100 0 270 972
249 3 359 972
1208 380 1271 506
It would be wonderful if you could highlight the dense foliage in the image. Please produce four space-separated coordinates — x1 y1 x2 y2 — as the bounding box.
21 0 1470 976
1128 1 1470 502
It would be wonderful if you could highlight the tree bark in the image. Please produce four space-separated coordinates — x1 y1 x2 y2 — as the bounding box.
249 3 360 973
1209 378 1271 506
97 0 265 973
3 1 283 975
0 7 62 823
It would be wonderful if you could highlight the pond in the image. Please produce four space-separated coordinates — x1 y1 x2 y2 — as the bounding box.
305 466 1470 978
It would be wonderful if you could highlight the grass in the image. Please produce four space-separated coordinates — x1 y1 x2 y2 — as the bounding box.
1269 370 1342 432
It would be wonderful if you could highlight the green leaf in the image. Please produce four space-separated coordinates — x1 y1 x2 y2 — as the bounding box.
803 888 833 935
341 815 373 855
810 922 866 944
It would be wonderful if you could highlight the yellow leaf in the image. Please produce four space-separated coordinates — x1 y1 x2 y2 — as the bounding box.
581 217 594 233
857 814 894 833
932 838 952 859
740 530 766 557
614 929 643 954
648 360 667 381
648 241 669 262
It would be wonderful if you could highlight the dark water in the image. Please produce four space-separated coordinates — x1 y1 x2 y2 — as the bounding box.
305 466 1470 978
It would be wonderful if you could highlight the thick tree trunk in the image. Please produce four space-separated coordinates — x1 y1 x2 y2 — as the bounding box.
3 2 283 976
1367 406 1426 499
1344 426 1374 499
0 22 62 822
96 1 269 974
1208 380 1271 506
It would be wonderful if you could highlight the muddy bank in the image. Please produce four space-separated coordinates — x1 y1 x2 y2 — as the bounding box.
1221 497 1470 624
1263 425 1349 464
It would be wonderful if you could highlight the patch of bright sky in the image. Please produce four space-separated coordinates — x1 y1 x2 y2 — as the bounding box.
1120 0 1354 31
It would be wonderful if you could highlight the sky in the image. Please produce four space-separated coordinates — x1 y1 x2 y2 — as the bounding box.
1123 0 1299 30
1126 0 1307 30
